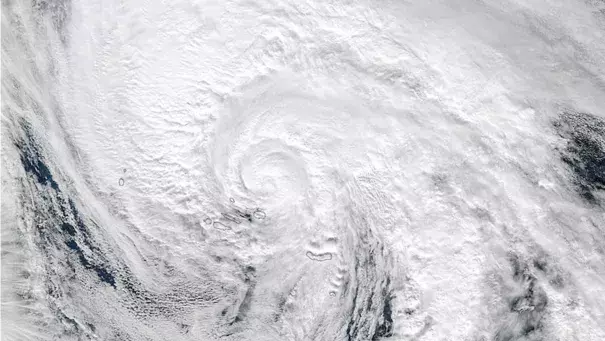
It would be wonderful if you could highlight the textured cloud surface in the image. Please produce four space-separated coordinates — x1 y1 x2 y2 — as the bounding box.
2 0 605 340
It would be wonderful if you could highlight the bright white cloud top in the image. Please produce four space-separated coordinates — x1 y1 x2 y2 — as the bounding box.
2 0 605 340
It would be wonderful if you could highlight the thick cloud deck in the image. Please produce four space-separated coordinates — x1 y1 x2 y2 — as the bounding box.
2 0 605 341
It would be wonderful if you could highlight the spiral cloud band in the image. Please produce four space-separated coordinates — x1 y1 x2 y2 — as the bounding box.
2 0 605 341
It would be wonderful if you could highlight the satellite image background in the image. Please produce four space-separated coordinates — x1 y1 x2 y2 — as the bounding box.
2 0 605 340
